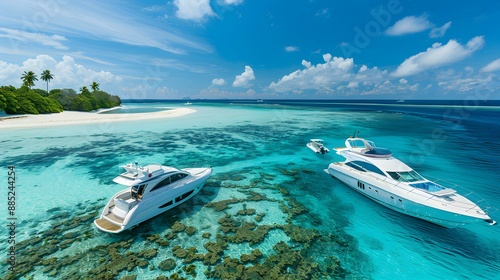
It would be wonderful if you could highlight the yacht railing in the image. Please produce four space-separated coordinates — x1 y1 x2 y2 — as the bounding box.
188 161 212 172
336 162 497 215
390 175 496 215
422 176 497 215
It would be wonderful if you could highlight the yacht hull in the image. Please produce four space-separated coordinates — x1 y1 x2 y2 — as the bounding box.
95 167 212 233
326 164 489 228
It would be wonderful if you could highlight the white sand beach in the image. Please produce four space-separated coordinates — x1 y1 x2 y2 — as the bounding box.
0 107 196 129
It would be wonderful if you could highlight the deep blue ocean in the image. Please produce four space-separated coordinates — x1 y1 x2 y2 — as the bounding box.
1 100 499 279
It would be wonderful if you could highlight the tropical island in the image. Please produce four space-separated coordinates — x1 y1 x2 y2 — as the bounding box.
0 70 121 115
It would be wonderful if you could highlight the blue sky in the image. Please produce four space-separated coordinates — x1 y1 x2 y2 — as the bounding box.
0 0 499 99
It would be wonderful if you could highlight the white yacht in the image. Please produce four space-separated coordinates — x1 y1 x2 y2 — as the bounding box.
325 137 496 228
307 139 329 154
94 162 212 233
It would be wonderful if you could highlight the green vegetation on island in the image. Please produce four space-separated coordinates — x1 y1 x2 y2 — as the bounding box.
0 70 121 115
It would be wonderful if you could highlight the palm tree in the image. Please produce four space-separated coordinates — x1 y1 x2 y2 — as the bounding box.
80 86 90 94
91 81 100 92
21 71 38 89
40 70 54 93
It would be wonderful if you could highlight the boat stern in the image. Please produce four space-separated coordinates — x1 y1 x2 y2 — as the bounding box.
94 218 126 234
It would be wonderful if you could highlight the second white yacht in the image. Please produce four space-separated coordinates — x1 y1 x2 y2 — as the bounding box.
325 137 496 228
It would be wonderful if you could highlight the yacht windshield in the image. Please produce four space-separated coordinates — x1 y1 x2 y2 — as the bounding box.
387 170 424 182
347 139 376 149
348 139 367 148
131 184 146 199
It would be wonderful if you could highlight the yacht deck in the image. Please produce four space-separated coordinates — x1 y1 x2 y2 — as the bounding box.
104 208 124 223
95 218 121 232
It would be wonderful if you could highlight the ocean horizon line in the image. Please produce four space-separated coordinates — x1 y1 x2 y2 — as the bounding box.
121 98 500 107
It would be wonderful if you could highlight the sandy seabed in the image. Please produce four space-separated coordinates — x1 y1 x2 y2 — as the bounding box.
0 107 196 129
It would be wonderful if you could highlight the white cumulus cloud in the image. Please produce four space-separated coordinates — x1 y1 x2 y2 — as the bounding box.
285 46 299 52
212 78 226 86
392 36 485 77
174 0 215 21
233 66 255 87
438 75 494 92
266 54 434 96
481 58 500 72
268 55 356 92
347 81 358 88
429 21 452 38
0 55 122 91
386 15 433 36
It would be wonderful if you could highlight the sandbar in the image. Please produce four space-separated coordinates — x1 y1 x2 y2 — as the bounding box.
0 107 196 129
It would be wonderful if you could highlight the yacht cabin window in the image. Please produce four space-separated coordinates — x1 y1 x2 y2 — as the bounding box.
170 173 188 183
150 172 188 192
387 170 424 182
175 190 194 203
131 184 147 199
346 161 386 176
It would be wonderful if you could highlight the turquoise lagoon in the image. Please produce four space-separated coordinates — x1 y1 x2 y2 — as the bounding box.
0 101 499 279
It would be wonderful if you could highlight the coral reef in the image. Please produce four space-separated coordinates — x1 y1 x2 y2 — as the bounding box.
185 226 197 236
205 241 342 279
205 198 239 211
240 249 263 264
182 264 197 277
164 232 178 240
236 208 256 216
280 197 308 223
158 258 176 271
254 213 266 222
0 168 364 280
218 214 241 233
143 234 170 247
279 168 299 176
171 221 186 233
226 222 274 245
138 248 158 259
282 224 319 244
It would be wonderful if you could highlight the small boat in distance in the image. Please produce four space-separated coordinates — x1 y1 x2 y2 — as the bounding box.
307 139 329 154
184 102 192 105
396 99 405 103
325 137 496 228
94 162 212 233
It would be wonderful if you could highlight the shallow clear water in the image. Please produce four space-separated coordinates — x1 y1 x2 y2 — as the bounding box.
0 101 499 279
99 103 175 114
